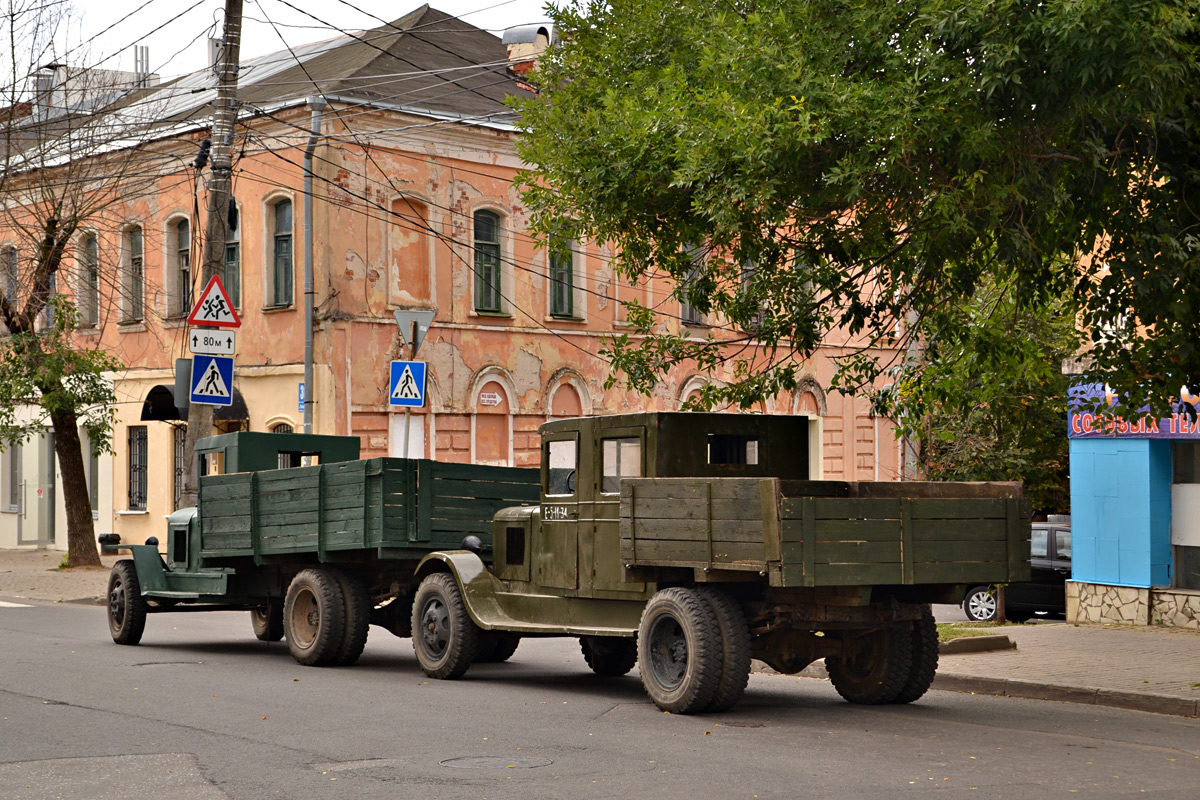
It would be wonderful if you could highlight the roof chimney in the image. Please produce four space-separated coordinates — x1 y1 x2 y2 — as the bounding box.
502 24 557 77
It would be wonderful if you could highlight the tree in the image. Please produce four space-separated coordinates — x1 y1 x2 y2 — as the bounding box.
878 275 1078 513
0 0 163 565
515 0 1200 419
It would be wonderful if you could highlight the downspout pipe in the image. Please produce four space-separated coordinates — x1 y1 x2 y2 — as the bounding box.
303 96 326 434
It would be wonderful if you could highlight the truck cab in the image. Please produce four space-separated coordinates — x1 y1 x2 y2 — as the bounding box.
492 413 815 599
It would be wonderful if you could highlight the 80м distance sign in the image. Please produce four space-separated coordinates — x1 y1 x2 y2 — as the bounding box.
189 329 236 355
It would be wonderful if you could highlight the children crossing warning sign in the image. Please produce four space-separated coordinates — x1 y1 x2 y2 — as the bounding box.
190 355 234 406
389 361 427 408
187 275 241 328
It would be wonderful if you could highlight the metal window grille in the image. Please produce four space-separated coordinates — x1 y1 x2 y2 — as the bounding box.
173 425 186 510
273 201 293 306
6 442 20 510
273 423 300 468
473 211 501 312
128 426 147 510
550 251 573 317
177 220 191 315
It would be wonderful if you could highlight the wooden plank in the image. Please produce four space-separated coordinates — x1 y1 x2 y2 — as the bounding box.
910 497 1009 520
622 496 773 523
199 533 251 551
1007 498 1030 581
200 515 252 534
913 540 1009 562
761 478 782 564
429 477 540 501
783 518 902 543
914 561 1012 584
813 497 903 521
199 481 252 502
815 540 901 564
913 519 1007 542
257 510 319 528
901 498 915 584
621 478 769 503
321 507 366 524
625 518 766 542
814 562 904 585
626 539 766 567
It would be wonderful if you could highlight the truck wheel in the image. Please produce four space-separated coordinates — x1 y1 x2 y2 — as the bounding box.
580 636 637 676
476 632 521 663
411 572 479 679
827 623 914 705
962 586 998 622
251 603 284 642
892 606 938 704
637 588 722 714
107 561 147 646
331 570 371 667
697 588 752 712
283 568 346 666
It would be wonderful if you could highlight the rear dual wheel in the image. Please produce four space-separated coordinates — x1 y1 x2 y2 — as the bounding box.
827 622 915 705
251 603 284 642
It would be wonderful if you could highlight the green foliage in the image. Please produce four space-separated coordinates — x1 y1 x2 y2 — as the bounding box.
515 0 1200 417
0 297 119 454
877 276 1077 512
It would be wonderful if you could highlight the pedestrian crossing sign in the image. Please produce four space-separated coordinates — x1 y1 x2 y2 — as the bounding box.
190 354 235 406
389 360 427 408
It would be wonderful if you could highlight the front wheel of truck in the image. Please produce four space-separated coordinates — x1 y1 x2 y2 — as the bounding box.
827 623 914 705
411 572 479 679
637 588 722 714
108 561 147 645
284 568 346 666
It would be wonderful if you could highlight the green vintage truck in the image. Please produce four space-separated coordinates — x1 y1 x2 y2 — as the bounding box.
106 414 1030 714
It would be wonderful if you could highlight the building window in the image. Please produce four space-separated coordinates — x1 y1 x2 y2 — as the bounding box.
127 426 147 510
6 442 20 511
173 425 186 510
473 210 502 313
549 250 574 318
272 422 300 468
174 218 191 317
3 246 18 307
224 214 240 308
87 434 99 513
124 226 144 322
80 235 99 327
680 243 705 326
271 200 293 307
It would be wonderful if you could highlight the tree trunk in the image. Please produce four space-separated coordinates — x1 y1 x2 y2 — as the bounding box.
50 409 101 568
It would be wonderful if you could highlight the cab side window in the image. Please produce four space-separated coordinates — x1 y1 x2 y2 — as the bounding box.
1055 531 1071 561
546 439 577 496
1031 528 1049 559
601 437 642 494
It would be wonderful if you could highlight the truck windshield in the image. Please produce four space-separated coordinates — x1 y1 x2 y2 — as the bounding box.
601 437 642 494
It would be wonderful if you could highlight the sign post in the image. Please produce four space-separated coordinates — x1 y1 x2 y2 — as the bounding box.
392 310 436 458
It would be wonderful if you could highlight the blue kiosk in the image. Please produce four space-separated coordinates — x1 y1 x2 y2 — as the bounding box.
1068 384 1200 628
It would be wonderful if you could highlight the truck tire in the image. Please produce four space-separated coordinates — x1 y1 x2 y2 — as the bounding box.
827 623 914 705
476 632 521 663
331 570 370 667
284 568 347 666
636 588 722 714
411 572 479 680
962 586 998 622
697 588 752 712
892 606 938 704
107 561 147 646
580 636 637 676
251 603 284 642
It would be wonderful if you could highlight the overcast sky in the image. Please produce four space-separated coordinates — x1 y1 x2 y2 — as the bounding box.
70 0 554 79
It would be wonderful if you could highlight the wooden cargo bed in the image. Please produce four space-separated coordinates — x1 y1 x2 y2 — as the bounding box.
620 478 1030 587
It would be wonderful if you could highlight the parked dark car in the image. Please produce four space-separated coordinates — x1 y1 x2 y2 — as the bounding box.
962 519 1071 622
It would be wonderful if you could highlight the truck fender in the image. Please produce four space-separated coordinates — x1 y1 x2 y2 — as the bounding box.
412 551 508 631
108 544 170 594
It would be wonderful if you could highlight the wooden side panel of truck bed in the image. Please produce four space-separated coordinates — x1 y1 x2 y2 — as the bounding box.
620 478 1031 587
198 458 538 560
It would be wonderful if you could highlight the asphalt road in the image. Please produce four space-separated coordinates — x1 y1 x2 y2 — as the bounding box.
2 602 1197 800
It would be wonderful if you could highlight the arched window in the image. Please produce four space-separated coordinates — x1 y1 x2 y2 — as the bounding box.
173 218 191 317
270 200 293 307
123 226 144 322
473 210 502 313
79 234 100 327
390 197 431 304
272 422 299 468
474 379 511 465
550 383 581 417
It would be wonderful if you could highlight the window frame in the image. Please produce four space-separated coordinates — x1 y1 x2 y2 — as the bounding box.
173 217 192 317
123 225 145 323
270 199 294 308
79 234 100 327
6 441 21 512
224 205 241 309
127 426 147 511
473 209 503 314
549 248 575 318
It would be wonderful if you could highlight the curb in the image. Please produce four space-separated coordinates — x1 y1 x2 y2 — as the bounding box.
938 634 1016 655
932 674 1200 719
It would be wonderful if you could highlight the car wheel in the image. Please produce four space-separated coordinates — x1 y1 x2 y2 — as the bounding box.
637 588 722 714
962 586 998 622
107 561 148 646
411 572 479 680
283 568 346 666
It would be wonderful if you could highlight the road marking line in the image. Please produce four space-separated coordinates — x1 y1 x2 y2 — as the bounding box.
0 600 33 607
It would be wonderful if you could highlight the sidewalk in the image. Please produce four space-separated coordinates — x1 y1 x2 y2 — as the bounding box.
2 548 1197 718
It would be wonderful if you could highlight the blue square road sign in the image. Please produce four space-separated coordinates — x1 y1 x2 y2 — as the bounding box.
389 361 427 408
190 355 235 407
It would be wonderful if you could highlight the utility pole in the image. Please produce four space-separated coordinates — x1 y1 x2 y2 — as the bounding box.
181 0 242 507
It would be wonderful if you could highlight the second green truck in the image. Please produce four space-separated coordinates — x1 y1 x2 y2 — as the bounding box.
107 413 1030 713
